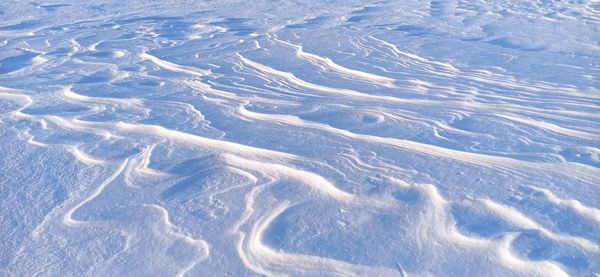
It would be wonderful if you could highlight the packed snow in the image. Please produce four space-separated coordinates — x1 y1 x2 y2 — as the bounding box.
1 0 599 276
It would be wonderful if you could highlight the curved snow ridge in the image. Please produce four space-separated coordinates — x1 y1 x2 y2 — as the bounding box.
60 86 145 108
479 199 599 252
525 186 600 224
14 101 376 210
123 144 167 187
450 197 599 275
139 52 212 77
0 88 54 144
236 202 401 277
368 35 461 75
61 145 163 227
495 234 570 277
237 53 436 105
235 105 598 174
221 153 393 208
185 79 297 106
222 154 356 204
141 204 210 277
108 121 297 160
0 87 34 113
271 36 397 87
231 176 398 276
496 114 599 140
367 35 599 101
65 145 107 166
388 179 573 277
62 158 129 227
233 175 574 276
9 91 307 168
236 52 597 132
17 111 298 161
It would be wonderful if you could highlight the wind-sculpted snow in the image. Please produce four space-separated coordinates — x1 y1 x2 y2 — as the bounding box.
1 0 599 276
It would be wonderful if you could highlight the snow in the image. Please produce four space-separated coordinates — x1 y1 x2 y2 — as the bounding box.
1 0 599 276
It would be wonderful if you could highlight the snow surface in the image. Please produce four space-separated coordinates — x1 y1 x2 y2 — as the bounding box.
1 0 599 276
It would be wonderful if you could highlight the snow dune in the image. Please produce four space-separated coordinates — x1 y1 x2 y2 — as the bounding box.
1 0 599 276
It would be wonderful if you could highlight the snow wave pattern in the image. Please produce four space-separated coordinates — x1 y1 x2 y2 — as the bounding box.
1 1 599 276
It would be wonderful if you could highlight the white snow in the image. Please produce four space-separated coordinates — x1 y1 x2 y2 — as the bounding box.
1 0 599 276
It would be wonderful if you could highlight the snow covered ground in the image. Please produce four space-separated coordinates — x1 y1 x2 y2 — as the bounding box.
1 0 599 276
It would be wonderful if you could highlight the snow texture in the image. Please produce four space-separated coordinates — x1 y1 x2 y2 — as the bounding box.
1 0 599 276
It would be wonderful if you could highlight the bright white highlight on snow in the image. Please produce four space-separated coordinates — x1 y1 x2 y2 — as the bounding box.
0 1 599 276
